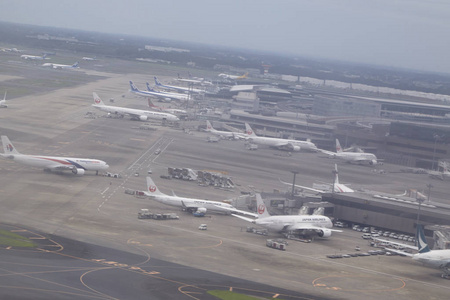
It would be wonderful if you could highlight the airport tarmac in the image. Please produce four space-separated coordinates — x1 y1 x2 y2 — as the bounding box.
1 61 450 299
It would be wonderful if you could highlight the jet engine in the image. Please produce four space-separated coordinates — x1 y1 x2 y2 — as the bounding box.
72 168 85 176
196 207 207 214
139 115 148 121
317 228 332 238
292 145 301 152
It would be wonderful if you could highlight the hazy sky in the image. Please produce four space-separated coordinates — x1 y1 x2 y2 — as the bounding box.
1 0 450 73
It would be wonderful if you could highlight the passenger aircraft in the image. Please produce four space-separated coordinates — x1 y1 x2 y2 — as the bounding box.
0 91 8 108
21 54 47 60
154 77 205 94
0 136 109 176
386 225 450 278
146 83 191 101
428 161 450 180
82 56 97 61
279 164 354 194
229 194 340 238
92 92 179 122
147 99 187 115
129 81 189 102
42 62 79 69
244 123 318 152
206 120 246 140
218 72 248 80
176 73 213 85
144 176 237 214
318 139 379 165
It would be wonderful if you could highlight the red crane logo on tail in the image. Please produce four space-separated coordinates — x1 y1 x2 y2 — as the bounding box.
149 186 156 192
94 97 101 104
257 204 265 214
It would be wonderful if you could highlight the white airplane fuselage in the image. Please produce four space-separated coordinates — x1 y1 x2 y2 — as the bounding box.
209 129 244 139
146 194 234 214
255 215 333 232
335 152 378 164
92 104 179 122
248 136 317 151
413 250 450 268
5 154 109 172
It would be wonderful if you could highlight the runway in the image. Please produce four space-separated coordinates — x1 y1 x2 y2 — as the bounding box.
0 57 449 299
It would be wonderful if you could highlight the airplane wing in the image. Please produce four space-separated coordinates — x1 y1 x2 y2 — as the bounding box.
181 200 199 210
273 142 297 151
279 179 324 194
384 248 414 257
286 224 342 232
217 205 258 217
373 238 417 251
50 165 74 170
317 148 335 156
231 214 256 223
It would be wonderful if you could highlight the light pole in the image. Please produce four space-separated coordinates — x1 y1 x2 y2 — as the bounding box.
431 134 440 170
426 183 433 203
415 197 424 246
291 170 299 199
332 167 338 194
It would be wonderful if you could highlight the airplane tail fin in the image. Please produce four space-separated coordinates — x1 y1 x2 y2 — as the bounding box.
244 123 257 137
146 176 165 196
72 62 79 68
206 120 214 132
92 92 105 106
147 98 156 108
438 161 449 172
255 193 271 218
129 81 139 92
43 54 47 59
146 82 156 92
154 76 162 86
336 139 343 153
417 224 431 254
1 136 20 155
2 90 6 101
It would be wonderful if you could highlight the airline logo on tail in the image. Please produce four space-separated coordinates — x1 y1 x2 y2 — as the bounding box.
336 139 342 153
148 185 157 193
6 144 14 152
417 225 431 254
154 77 162 86
94 97 101 104
257 204 266 215
129 81 138 91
